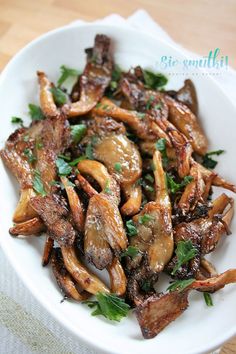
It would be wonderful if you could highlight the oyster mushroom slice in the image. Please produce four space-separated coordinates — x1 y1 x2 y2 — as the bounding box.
68 34 112 117
107 257 127 296
165 95 208 155
77 160 128 269
51 248 90 301
130 150 174 272
61 245 109 295
37 71 60 118
93 134 142 186
93 133 142 215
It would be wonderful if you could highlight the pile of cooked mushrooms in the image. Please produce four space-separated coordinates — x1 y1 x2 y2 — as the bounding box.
1 34 236 339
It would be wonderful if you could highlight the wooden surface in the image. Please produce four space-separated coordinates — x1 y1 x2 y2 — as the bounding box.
0 0 235 353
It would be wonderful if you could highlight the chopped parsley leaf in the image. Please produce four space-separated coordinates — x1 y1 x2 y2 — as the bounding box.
84 292 130 322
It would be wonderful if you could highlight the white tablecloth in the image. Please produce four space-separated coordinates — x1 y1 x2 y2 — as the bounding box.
1 9 235 354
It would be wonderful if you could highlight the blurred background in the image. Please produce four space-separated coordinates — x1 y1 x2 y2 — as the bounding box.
0 0 235 70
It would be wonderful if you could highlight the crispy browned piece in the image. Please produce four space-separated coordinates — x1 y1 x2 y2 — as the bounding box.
60 176 85 232
174 194 234 256
68 35 112 117
9 217 45 236
35 115 71 193
129 151 174 272
168 79 198 115
61 246 109 295
30 194 76 247
135 291 189 339
107 257 127 296
42 235 54 266
37 71 60 118
165 95 208 155
77 160 128 269
51 248 90 301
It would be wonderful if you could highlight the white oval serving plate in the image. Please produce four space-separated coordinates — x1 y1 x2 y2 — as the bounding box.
0 23 236 354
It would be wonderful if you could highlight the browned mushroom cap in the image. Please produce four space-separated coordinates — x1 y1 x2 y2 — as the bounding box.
93 133 142 215
30 194 76 247
61 246 109 295
9 217 45 236
129 151 174 272
68 35 112 117
51 248 90 301
42 235 54 266
107 257 127 296
0 128 38 223
60 176 85 233
135 291 189 339
85 192 128 269
93 134 142 186
174 194 234 256
175 79 198 115
37 71 60 118
165 95 208 156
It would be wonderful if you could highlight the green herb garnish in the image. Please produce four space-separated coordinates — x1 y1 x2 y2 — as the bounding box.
28 104 44 121
203 292 213 307
104 179 112 194
69 156 86 166
50 87 67 106
33 170 46 196
23 148 37 163
56 157 72 176
120 246 139 259
57 65 80 87
138 214 154 224
84 292 130 322
58 154 71 161
85 143 94 160
171 240 198 275
156 138 168 167
71 124 87 144
137 112 145 119
35 141 43 149
143 70 168 90
145 174 154 183
114 162 122 172
141 280 153 292
126 220 138 237
167 278 195 292
11 116 24 126
202 150 225 169
146 95 155 110
166 174 193 194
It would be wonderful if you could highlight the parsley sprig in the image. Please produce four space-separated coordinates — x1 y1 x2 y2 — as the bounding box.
166 174 193 194
57 65 80 87
167 278 195 292
84 292 130 322
171 240 198 275
202 150 224 169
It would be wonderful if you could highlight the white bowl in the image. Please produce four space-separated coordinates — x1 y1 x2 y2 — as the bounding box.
0 23 236 354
